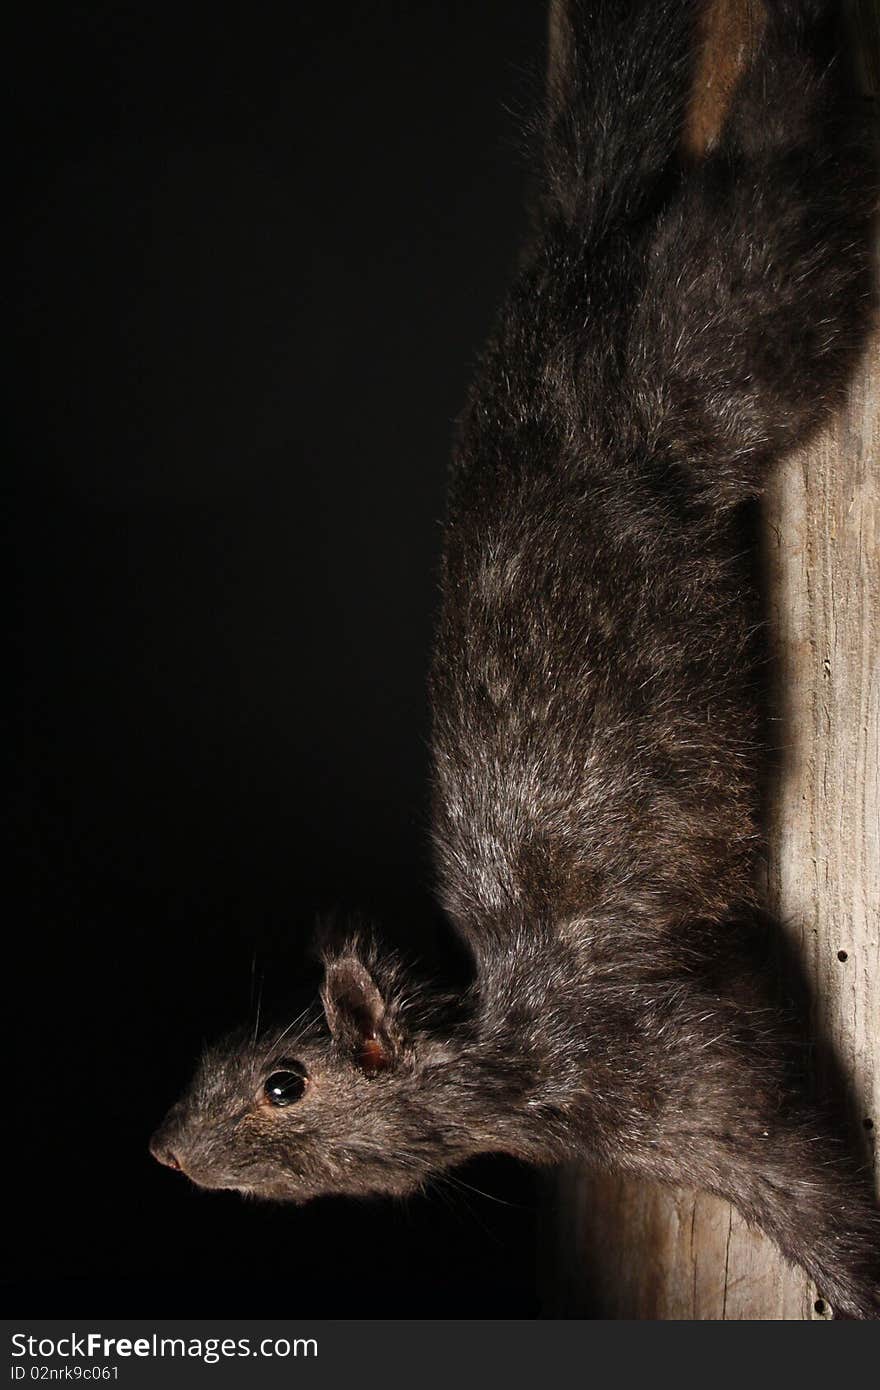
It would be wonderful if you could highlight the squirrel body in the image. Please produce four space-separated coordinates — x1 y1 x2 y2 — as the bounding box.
152 0 880 1318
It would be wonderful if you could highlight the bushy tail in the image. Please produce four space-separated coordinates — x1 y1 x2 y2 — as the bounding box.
545 0 877 503
545 0 700 232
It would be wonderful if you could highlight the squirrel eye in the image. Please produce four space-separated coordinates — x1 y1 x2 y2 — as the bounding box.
264 1066 307 1107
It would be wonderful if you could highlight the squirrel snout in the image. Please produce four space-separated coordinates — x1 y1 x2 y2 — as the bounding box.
149 1128 183 1172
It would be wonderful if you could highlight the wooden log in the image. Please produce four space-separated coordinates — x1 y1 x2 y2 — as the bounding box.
547 0 879 1321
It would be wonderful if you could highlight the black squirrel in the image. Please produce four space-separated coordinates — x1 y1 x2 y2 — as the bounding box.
151 0 879 1318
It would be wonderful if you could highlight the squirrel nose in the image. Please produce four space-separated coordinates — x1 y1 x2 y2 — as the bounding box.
149 1131 183 1171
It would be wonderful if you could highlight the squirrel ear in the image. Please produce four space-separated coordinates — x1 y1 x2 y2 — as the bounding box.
321 954 399 1074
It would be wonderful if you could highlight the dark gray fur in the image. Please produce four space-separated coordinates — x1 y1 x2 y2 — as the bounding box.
151 0 880 1317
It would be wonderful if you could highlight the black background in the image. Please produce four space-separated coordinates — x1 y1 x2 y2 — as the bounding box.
8 1 557 1317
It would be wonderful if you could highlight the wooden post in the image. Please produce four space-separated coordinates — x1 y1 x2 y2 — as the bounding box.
548 1 879 1321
